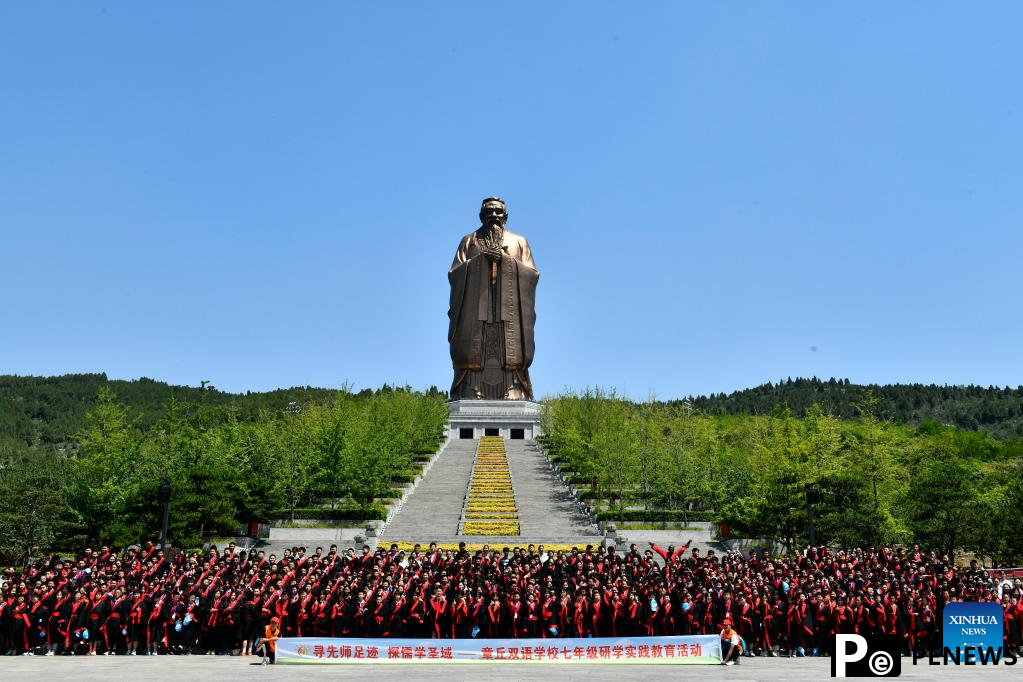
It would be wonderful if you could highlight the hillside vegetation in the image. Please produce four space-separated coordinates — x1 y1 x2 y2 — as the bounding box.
0 378 447 563
689 377 1023 439
541 390 1023 565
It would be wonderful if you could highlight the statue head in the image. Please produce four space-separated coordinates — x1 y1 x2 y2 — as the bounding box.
479 197 507 228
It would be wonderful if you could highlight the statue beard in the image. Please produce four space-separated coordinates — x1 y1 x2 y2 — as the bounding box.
481 218 505 245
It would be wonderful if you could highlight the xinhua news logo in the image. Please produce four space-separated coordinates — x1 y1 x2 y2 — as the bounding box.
943 602 1003 663
832 634 901 677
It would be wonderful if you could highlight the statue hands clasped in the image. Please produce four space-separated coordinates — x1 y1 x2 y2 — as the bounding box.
483 244 503 263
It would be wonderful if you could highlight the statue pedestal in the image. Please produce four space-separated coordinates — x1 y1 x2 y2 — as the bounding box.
447 400 541 440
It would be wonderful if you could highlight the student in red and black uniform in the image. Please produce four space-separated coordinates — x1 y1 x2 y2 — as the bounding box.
104 587 130 655
483 593 502 638
146 590 169 656
27 594 50 655
86 587 110 656
451 594 470 639
622 592 643 636
65 589 90 654
282 587 301 640
523 592 542 638
430 588 450 639
812 592 832 657
237 588 261 656
311 593 331 637
367 593 391 637
47 589 72 656
10 595 31 655
786 593 812 656
506 591 524 638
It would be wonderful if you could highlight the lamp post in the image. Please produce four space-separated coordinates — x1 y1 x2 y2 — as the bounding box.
804 484 820 547
158 479 172 552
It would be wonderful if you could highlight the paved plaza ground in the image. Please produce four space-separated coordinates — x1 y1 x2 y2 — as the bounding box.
1 656 1018 681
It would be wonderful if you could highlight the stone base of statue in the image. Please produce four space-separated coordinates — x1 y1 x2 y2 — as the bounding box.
447 400 541 440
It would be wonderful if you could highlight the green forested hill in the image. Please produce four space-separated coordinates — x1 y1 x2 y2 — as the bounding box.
0 374 449 558
3 373 1022 446
542 393 1023 563
0 373 445 445
687 377 1023 439
1 372 1020 560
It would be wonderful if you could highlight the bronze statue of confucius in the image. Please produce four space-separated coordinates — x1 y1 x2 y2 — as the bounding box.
448 197 538 400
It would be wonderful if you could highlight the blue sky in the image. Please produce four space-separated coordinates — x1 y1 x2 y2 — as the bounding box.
2 2 1021 399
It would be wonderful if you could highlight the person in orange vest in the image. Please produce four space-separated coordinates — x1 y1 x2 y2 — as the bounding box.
259 617 280 665
720 617 743 665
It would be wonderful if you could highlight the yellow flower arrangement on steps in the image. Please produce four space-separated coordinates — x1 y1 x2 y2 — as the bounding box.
461 436 520 536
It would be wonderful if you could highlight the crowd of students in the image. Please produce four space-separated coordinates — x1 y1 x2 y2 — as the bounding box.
1 539 1020 658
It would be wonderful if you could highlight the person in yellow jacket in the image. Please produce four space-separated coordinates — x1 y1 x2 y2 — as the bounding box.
721 617 743 665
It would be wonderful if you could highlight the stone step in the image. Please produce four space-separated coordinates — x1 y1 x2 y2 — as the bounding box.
380 438 476 539
382 438 601 544
505 440 600 538
252 437 729 557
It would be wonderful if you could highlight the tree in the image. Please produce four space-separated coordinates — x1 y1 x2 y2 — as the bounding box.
961 458 1023 567
261 410 315 521
904 434 982 559
591 398 641 522
0 441 81 565
70 388 141 544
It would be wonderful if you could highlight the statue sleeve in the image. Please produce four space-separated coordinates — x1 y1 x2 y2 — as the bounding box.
448 255 485 369
502 257 538 369
518 259 538 367
517 236 537 272
449 235 473 273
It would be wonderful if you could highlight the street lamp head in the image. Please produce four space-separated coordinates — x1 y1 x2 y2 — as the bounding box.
158 479 172 505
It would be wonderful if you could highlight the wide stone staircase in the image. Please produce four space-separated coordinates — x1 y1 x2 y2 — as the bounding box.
380 438 600 545
251 436 723 557
506 439 597 538
381 438 477 539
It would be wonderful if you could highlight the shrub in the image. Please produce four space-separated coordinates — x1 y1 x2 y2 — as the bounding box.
595 509 716 523
578 489 651 501
271 506 387 521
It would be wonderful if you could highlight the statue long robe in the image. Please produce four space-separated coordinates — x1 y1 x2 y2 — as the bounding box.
448 227 538 399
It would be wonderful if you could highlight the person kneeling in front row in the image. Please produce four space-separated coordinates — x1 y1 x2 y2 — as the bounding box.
258 617 280 665
721 618 742 665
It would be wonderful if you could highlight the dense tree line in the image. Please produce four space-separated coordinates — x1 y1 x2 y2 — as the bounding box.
0 373 446 446
0 386 447 564
4 373 1021 567
687 376 1023 439
541 391 1023 565
4 374 1020 445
